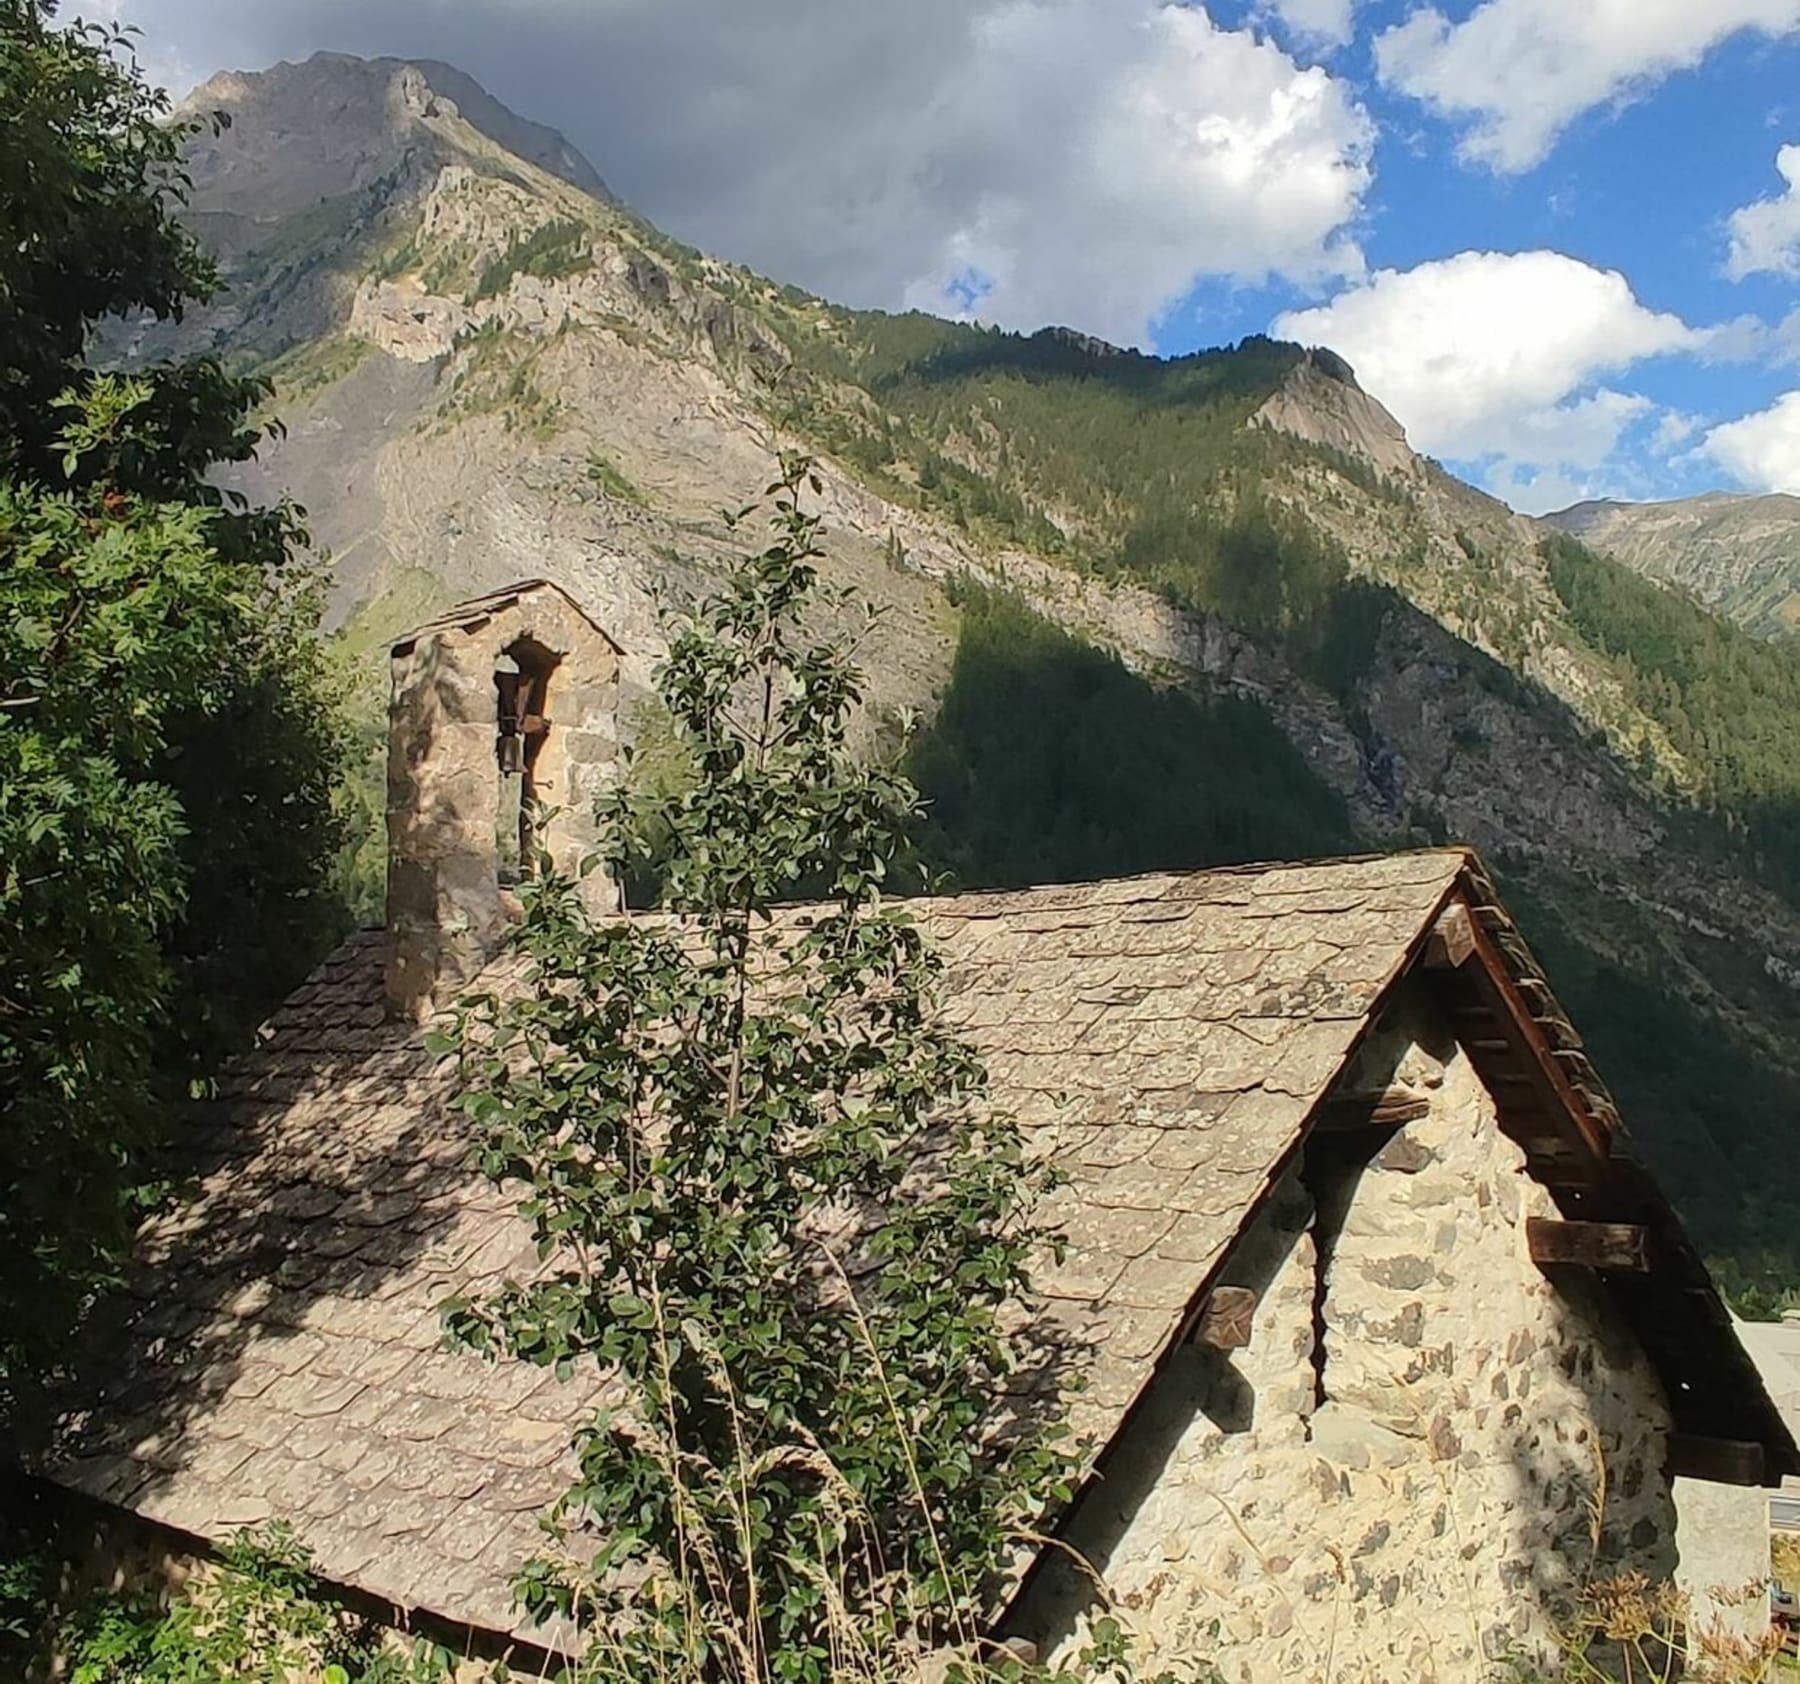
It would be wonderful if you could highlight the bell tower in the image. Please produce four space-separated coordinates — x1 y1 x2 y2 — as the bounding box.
383 580 621 1019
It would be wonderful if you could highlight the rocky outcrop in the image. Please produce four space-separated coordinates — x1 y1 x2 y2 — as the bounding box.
177 52 609 237
348 275 466 361
1253 353 1421 485
383 56 613 201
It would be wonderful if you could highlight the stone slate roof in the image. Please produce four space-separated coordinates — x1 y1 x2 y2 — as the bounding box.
25 847 1792 1650
24 852 1465 1645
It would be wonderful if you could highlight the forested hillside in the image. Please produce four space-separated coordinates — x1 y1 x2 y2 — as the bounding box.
1549 492 1800 640
1545 532 1800 902
906 584 1357 887
116 51 1800 1305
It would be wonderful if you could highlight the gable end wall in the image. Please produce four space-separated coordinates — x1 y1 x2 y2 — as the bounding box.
1017 996 1678 1683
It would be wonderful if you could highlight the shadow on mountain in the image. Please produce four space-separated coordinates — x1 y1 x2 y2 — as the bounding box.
1511 867 1800 1306
906 575 1800 1301
903 582 1356 892
1544 530 1800 908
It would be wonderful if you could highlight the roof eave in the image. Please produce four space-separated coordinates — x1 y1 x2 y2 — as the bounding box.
1436 855 1800 1486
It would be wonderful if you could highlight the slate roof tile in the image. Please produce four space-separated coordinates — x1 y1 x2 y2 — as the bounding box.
23 851 1470 1644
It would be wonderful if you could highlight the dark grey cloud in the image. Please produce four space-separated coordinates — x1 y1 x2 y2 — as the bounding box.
110 0 1374 346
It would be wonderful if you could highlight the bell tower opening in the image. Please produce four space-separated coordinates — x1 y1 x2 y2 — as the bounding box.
494 636 559 884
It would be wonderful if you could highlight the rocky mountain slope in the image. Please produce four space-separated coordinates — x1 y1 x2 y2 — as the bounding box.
140 51 1800 1296
1547 492 1800 640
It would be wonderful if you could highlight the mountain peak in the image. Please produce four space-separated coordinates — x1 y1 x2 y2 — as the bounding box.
1252 342 1418 483
178 51 611 225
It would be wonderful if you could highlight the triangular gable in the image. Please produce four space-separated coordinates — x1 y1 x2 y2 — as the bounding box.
388 578 624 659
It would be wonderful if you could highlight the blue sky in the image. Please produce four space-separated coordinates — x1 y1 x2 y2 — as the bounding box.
110 0 1800 512
1161 0 1800 510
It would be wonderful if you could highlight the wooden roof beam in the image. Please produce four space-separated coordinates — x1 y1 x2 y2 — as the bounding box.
1191 1286 1258 1352
1450 895 1614 1168
1526 1217 1650 1273
1666 1434 1771 1488
1313 1088 1431 1131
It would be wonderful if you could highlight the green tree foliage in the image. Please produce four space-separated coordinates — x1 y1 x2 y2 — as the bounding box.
471 217 593 302
0 3 348 1394
1544 532 1800 903
774 319 1320 562
771 312 1410 708
441 461 1077 1682
907 584 1354 889
1 1514 464 1682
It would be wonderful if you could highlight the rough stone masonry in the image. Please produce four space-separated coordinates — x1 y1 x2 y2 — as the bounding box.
384 581 620 1018
1015 994 1678 1683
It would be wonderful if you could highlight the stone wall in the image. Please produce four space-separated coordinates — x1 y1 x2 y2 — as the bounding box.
385 583 619 1018
1673 1474 1772 1645
1013 993 1679 1683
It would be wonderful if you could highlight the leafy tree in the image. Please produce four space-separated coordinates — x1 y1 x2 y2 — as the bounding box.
442 459 1078 1683
0 2 348 1396
1 1513 465 1682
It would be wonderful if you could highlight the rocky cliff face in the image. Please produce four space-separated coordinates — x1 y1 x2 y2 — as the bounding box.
177 52 610 232
1252 351 1420 485
1547 492 1800 639
136 52 1800 1284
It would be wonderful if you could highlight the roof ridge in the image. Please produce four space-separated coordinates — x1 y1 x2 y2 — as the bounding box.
764 847 1477 916
389 577 621 657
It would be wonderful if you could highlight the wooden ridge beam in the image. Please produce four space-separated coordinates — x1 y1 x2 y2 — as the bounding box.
1422 902 1477 970
1526 1217 1650 1273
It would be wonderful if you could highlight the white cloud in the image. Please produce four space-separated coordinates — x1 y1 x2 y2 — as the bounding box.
1495 388 1655 476
1482 462 1608 518
1697 312 1782 363
1685 306 1800 368
1726 145 1800 279
1706 392 1800 492
1375 0 1800 172
99 0 1374 350
1653 409 1702 452
894 5 1373 340
1271 251 1697 482
1258 0 1362 51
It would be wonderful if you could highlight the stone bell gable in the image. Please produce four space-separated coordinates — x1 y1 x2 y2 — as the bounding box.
384 581 622 1019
